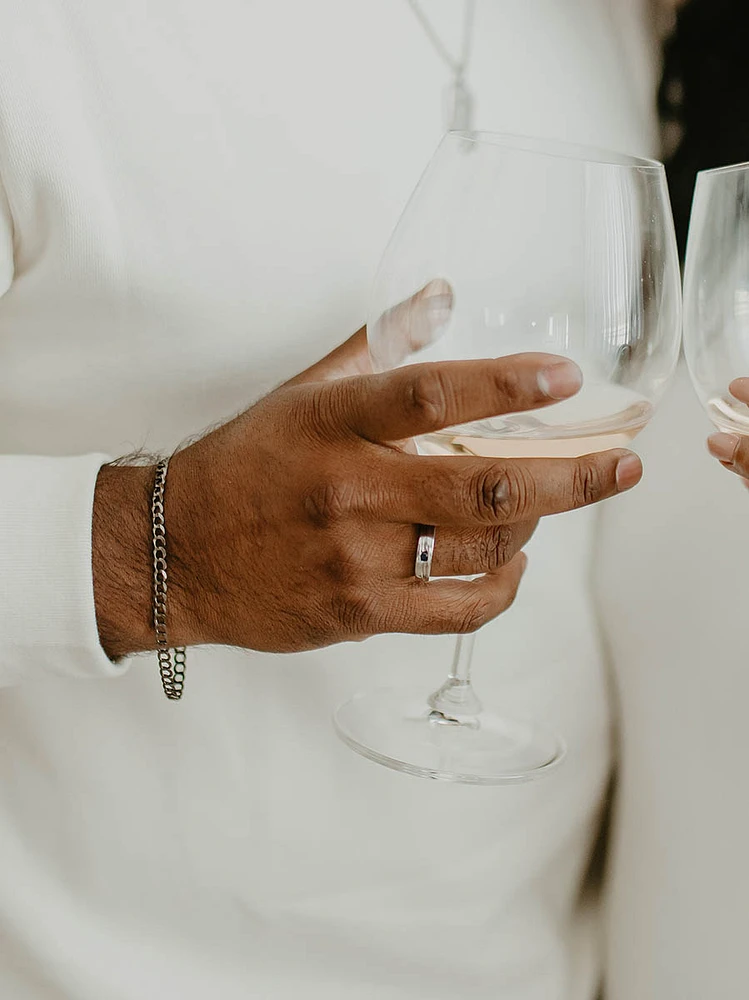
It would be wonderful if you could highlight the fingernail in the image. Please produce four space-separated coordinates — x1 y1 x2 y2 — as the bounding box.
426 294 453 329
707 432 739 463
615 453 643 491
730 378 749 401
537 361 583 400
422 279 454 332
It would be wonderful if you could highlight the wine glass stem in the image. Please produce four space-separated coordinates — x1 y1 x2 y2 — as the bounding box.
451 632 476 684
428 632 483 719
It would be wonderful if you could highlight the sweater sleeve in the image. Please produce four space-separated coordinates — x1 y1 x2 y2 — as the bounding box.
0 182 127 686
0 454 128 685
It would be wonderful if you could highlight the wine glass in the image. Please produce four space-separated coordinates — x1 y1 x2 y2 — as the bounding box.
335 132 682 785
684 162 749 435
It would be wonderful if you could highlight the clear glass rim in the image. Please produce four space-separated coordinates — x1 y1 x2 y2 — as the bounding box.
696 160 749 179
446 130 664 172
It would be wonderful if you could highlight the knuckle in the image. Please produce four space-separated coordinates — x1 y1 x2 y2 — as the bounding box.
288 384 337 439
473 464 535 522
307 380 358 439
405 368 451 427
303 476 355 527
573 458 606 506
472 468 508 521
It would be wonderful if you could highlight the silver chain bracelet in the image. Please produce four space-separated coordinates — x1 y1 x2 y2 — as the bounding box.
152 458 187 700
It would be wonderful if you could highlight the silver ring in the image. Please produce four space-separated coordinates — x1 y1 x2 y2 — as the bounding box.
415 525 436 581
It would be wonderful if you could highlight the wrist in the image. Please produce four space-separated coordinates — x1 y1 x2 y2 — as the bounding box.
92 464 155 658
92 456 209 660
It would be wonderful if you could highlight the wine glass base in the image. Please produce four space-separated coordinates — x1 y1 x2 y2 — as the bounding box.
334 687 565 785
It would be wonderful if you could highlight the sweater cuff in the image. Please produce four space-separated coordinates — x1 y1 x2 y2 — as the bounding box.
0 454 128 685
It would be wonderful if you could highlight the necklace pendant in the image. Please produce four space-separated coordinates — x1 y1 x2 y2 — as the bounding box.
443 76 474 132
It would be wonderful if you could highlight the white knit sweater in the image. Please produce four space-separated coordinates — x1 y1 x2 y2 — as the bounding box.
0 2 656 997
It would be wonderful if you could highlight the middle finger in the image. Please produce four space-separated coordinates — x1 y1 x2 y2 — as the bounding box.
373 449 642 526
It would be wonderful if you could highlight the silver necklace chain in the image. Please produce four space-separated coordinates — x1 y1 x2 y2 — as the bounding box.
406 0 476 78
406 0 477 131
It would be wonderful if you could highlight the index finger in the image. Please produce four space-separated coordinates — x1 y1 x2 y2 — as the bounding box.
334 353 583 443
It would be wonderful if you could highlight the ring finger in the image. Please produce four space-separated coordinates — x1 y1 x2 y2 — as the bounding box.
378 520 538 579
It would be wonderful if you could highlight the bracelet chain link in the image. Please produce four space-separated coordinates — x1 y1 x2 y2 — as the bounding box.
152 458 186 700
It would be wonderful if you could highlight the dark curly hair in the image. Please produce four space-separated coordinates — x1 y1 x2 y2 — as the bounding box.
659 0 749 256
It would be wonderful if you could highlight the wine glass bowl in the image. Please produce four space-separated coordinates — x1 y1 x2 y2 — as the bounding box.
368 133 681 460
684 161 749 436
335 132 682 784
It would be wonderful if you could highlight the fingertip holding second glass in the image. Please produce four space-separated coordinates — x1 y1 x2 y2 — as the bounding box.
707 380 749 468
707 432 740 465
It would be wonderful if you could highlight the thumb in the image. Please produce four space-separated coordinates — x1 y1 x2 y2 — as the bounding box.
285 279 454 387
284 327 371 387
372 278 453 370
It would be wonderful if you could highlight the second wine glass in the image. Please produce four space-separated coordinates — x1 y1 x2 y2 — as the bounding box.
683 161 749 435
335 132 681 784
